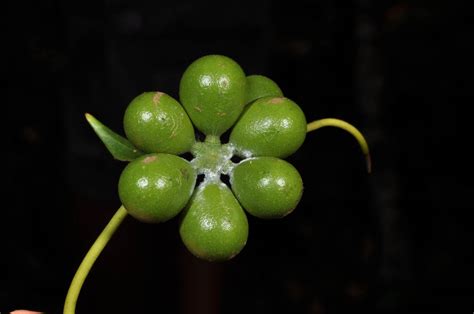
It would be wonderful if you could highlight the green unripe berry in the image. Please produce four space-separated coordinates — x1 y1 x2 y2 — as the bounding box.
229 96 307 158
231 157 303 219
179 182 248 261
118 153 196 223
245 75 283 104
179 55 247 136
123 92 195 155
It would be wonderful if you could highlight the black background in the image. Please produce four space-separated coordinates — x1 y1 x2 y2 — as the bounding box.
3 0 473 313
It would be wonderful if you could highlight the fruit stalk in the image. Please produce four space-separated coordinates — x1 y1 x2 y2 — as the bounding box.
307 118 371 173
64 206 128 314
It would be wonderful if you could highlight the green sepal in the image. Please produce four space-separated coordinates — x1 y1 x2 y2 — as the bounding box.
85 113 144 161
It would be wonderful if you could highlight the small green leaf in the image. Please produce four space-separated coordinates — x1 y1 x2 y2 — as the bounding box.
85 113 144 161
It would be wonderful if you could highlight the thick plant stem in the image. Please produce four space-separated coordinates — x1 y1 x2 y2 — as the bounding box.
64 206 128 314
307 118 372 173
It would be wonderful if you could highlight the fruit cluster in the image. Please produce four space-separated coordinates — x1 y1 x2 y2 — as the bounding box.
90 55 307 261
66 53 370 314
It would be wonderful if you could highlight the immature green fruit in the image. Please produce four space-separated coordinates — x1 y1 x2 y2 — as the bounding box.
123 92 195 155
231 157 303 219
179 183 249 261
118 154 196 223
245 75 283 104
179 55 247 136
230 96 307 158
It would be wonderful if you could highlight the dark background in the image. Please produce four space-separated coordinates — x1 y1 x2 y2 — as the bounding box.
3 0 473 313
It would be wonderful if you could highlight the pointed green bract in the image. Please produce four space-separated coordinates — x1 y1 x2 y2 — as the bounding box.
123 92 195 155
179 182 249 261
179 55 247 136
231 157 303 219
230 96 307 158
85 113 143 161
245 75 283 105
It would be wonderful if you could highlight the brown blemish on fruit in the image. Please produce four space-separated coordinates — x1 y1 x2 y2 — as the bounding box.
217 112 226 117
180 167 190 181
269 97 284 104
194 106 203 112
153 92 164 105
143 156 157 163
219 78 229 88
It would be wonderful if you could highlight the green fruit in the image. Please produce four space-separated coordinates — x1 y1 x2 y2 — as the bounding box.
179 55 247 136
123 92 195 155
118 153 196 223
231 157 303 219
179 182 248 261
229 96 307 158
245 75 283 104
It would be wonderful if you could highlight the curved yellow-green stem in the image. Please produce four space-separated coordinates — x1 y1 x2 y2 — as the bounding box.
64 206 128 314
307 118 371 173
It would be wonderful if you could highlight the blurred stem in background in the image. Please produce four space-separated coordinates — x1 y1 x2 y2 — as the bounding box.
354 0 411 311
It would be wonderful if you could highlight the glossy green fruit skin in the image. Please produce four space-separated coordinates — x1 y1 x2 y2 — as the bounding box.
245 75 283 105
118 153 196 223
179 55 247 136
179 182 249 261
231 157 303 219
229 96 307 158
123 92 195 155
